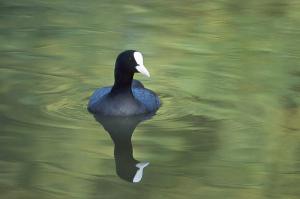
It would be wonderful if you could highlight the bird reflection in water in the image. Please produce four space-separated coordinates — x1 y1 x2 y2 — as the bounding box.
93 113 155 183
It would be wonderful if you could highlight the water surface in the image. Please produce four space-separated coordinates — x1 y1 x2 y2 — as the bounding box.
1 0 300 199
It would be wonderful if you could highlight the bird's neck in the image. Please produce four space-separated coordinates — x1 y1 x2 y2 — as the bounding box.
110 70 134 96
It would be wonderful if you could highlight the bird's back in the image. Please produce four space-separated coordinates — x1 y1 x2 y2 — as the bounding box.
88 80 160 116
132 87 160 112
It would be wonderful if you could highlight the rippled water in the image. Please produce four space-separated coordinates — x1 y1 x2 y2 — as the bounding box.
1 0 300 198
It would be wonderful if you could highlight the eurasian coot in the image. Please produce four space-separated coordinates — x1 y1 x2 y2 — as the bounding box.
88 50 160 116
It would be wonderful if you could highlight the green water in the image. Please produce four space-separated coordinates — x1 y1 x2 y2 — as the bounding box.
1 0 300 198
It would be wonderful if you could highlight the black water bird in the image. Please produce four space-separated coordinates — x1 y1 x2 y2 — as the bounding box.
88 50 160 116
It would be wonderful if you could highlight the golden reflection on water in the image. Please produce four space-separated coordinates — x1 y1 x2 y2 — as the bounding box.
0 0 300 198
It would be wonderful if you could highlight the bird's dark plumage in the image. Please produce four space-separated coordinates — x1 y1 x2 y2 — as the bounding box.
88 50 160 116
